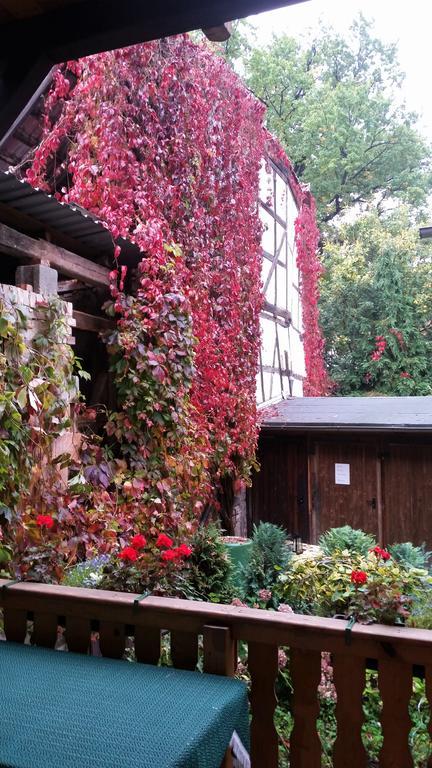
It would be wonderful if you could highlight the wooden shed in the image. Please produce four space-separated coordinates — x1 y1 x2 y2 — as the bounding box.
249 396 432 548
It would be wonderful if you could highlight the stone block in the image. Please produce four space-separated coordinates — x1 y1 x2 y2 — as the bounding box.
16 264 58 295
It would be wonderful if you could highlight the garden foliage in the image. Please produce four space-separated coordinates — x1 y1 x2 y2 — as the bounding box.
319 524 376 556
276 546 431 624
241 522 291 607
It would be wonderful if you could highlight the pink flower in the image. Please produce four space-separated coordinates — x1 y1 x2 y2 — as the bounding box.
278 649 288 670
258 589 272 602
231 598 247 608
278 603 294 614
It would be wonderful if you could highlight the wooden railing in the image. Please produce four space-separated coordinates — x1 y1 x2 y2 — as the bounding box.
1 579 431 767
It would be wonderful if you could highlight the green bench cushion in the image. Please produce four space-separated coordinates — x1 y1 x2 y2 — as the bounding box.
0 641 249 768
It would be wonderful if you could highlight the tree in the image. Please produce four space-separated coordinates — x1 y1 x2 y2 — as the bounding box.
320 210 432 394
244 17 432 225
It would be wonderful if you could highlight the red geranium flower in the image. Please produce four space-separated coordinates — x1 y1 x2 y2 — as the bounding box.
119 546 138 562
156 533 173 549
130 534 147 550
36 514 54 529
176 543 192 558
161 549 178 562
370 546 390 561
351 570 368 585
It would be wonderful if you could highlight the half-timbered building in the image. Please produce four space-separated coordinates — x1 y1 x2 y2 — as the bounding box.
258 158 305 403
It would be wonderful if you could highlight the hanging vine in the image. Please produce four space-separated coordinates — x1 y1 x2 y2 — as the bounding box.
26 35 328 534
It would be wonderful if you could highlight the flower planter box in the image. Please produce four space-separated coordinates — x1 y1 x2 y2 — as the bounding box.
222 536 252 588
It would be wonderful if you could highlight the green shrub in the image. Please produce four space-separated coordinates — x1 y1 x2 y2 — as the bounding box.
388 541 431 571
276 549 432 624
241 522 291 606
319 525 376 556
176 524 233 603
406 587 432 629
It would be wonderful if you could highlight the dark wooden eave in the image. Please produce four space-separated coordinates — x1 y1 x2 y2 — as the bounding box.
0 0 307 145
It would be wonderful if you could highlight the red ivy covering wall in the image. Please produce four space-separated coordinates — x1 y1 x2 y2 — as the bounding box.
27 36 327 526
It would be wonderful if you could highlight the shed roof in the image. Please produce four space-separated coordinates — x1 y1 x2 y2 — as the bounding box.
0 171 141 263
261 396 432 433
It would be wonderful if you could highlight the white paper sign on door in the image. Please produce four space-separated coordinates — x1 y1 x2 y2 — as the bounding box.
335 463 350 485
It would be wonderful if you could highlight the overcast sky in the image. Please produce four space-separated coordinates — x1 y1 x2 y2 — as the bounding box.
247 0 432 137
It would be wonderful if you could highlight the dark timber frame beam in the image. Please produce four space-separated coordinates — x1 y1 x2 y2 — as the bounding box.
0 0 307 142
0 222 110 287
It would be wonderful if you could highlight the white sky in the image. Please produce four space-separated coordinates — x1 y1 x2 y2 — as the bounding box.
247 0 432 137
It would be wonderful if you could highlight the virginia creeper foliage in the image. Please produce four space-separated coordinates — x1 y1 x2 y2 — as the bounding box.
27 36 326 526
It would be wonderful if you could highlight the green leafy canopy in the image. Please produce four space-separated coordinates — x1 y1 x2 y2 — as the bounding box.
242 16 432 225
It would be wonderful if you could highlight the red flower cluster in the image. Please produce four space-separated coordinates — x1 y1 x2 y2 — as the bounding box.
130 534 147 549
351 570 368 585
370 546 390 561
36 514 54 529
371 335 387 362
156 534 173 549
118 532 192 564
400 371 411 379
119 546 138 562
161 543 192 562
389 328 405 349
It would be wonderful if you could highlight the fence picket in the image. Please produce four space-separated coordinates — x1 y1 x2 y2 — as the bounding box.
98 621 125 659
290 648 322 768
134 625 161 664
378 657 413 768
248 641 278 768
170 630 198 670
332 654 367 768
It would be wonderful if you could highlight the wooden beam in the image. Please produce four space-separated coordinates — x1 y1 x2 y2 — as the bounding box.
0 222 110 287
0 0 308 142
58 279 86 293
262 299 292 323
73 310 115 333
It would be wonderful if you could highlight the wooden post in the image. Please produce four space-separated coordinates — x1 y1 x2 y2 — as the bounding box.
203 625 236 677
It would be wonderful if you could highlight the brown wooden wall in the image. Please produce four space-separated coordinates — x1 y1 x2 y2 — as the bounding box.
250 431 432 548
249 435 309 540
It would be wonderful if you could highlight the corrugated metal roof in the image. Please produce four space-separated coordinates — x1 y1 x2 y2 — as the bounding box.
261 396 432 432
0 171 141 262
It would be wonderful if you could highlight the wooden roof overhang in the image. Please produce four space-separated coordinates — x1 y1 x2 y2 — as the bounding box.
0 0 307 145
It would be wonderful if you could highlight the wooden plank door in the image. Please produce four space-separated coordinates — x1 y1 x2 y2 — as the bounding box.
249 436 309 539
312 440 380 542
382 442 432 548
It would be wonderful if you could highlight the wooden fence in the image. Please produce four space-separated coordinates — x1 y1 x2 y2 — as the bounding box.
1 579 431 767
